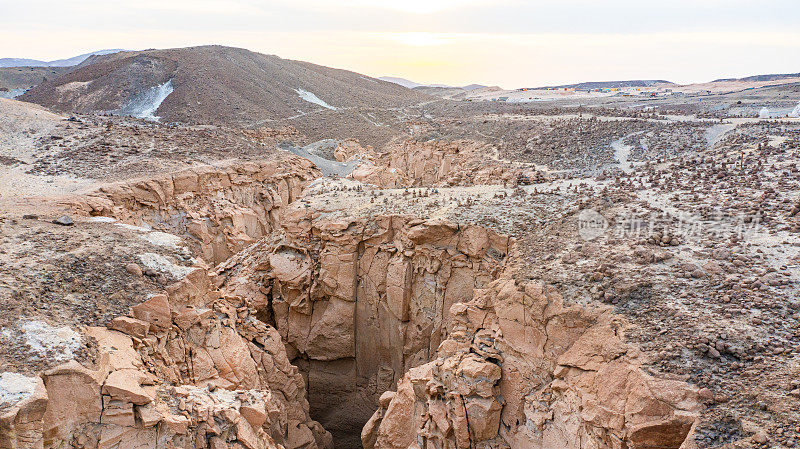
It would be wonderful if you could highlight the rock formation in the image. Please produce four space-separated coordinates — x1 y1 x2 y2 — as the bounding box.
383 140 514 187
1 265 332 449
362 277 700 449
68 159 320 266
335 139 536 188
213 205 512 447
6 52 800 449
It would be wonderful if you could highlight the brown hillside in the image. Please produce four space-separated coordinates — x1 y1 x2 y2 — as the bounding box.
20 45 430 127
0 66 69 93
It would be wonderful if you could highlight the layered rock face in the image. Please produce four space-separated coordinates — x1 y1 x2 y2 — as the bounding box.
384 140 510 187
69 158 320 266
214 206 512 447
362 277 700 449
1 267 331 449
334 139 541 188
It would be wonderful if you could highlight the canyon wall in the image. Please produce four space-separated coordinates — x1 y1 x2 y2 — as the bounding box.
362 277 700 449
214 206 512 446
68 158 320 266
384 140 511 187
335 139 541 188
1 267 331 449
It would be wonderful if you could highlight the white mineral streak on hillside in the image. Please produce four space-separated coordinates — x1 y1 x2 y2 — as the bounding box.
790 101 800 118
138 252 195 278
296 88 337 110
118 80 174 121
2 320 83 362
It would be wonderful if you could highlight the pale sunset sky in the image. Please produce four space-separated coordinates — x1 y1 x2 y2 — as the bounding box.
0 0 798 87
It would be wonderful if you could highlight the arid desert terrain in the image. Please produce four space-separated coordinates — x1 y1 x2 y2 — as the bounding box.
2 46 800 449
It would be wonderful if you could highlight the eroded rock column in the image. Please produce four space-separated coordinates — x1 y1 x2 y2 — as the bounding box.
215 207 511 447
363 277 700 449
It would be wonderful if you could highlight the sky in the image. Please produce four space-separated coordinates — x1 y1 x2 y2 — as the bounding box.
1 0 798 88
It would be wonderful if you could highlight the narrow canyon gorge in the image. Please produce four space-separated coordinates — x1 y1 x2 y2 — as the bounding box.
2 147 699 449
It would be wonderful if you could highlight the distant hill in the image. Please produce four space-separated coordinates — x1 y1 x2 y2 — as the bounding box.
0 50 124 68
528 74 800 91
712 73 800 83
534 80 674 90
411 86 466 99
378 77 422 88
380 76 485 91
21 45 431 126
461 84 487 91
0 67 70 98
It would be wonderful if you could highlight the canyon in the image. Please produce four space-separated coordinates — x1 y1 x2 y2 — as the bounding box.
2 45 800 449
0 151 700 449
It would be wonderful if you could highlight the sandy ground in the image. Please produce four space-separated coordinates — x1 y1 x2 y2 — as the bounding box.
0 99 96 200
0 98 63 160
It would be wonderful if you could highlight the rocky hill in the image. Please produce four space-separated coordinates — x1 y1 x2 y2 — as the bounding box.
713 73 800 83
0 67 69 98
536 79 674 90
20 45 430 127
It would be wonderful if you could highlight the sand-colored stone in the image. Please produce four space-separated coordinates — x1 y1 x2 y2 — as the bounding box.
363 277 700 449
214 208 511 441
68 159 320 266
